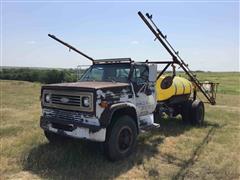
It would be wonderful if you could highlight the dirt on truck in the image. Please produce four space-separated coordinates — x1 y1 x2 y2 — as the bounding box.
40 11 218 161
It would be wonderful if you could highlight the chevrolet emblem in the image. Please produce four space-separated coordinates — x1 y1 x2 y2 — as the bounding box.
61 97 69 103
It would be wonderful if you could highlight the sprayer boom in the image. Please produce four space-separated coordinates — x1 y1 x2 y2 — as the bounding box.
48 34 94 62
138 11 217 105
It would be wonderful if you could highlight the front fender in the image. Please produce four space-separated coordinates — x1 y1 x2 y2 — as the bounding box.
99 102 138 127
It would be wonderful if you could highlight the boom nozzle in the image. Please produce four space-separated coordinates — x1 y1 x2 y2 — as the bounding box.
146 13 152 19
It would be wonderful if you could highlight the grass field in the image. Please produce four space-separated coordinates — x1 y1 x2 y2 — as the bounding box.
1 72 240 179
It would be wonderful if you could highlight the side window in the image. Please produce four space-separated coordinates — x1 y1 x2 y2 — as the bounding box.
131 65 149 84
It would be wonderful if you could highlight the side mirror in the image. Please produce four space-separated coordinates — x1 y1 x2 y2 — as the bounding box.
161 76 174 89
148 64 157 82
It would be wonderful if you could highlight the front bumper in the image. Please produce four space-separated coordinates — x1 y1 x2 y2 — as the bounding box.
40 111 106 142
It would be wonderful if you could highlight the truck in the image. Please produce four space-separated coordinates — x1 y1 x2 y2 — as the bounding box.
40 12 218 161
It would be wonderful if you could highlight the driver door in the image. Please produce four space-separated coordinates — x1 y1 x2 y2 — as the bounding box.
131 65 156 116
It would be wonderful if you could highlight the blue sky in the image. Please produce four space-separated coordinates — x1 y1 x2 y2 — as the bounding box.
1 1 239 71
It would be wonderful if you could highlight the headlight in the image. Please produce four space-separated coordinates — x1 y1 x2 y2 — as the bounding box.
82 96 90 107
45 94 51 103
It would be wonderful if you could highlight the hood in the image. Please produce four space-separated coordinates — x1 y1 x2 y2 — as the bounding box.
42 81 129 90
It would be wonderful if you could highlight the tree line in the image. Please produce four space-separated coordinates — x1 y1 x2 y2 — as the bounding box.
0 68 78 84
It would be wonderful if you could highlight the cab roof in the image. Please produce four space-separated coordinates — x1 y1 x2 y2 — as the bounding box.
93 58 133 64
92 58 148 66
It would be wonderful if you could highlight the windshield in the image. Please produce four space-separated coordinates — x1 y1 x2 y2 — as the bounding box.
80 63 131 83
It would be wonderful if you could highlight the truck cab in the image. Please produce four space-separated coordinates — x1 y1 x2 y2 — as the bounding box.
40 58 159 160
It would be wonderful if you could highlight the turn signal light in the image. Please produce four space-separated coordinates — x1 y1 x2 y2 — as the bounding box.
100 101 108 108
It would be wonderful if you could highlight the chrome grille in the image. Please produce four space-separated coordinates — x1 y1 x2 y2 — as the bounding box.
51 94 80 106
42 90 93 112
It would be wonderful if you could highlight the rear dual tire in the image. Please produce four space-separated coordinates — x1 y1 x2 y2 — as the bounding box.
181 100 205 125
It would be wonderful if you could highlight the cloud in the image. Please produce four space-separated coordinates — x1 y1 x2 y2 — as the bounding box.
26 40 36 45
130 40 139 45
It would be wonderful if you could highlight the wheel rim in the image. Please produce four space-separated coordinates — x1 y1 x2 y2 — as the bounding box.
117 126 133 153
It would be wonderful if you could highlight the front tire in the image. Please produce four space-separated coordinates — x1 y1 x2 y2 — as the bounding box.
104 115 137 161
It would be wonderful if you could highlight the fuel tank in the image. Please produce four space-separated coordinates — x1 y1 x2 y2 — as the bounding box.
155 76 193 102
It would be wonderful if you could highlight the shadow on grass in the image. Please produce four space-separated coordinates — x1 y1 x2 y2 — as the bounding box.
172 121 224 180
22 139 161 180
22 117 219 179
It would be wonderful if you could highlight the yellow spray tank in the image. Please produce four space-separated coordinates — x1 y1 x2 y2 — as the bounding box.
155 76 193 102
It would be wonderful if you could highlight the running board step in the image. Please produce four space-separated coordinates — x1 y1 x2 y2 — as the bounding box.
140 123 160 132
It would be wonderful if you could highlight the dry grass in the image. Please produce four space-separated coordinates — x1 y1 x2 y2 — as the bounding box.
0 74 240 179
